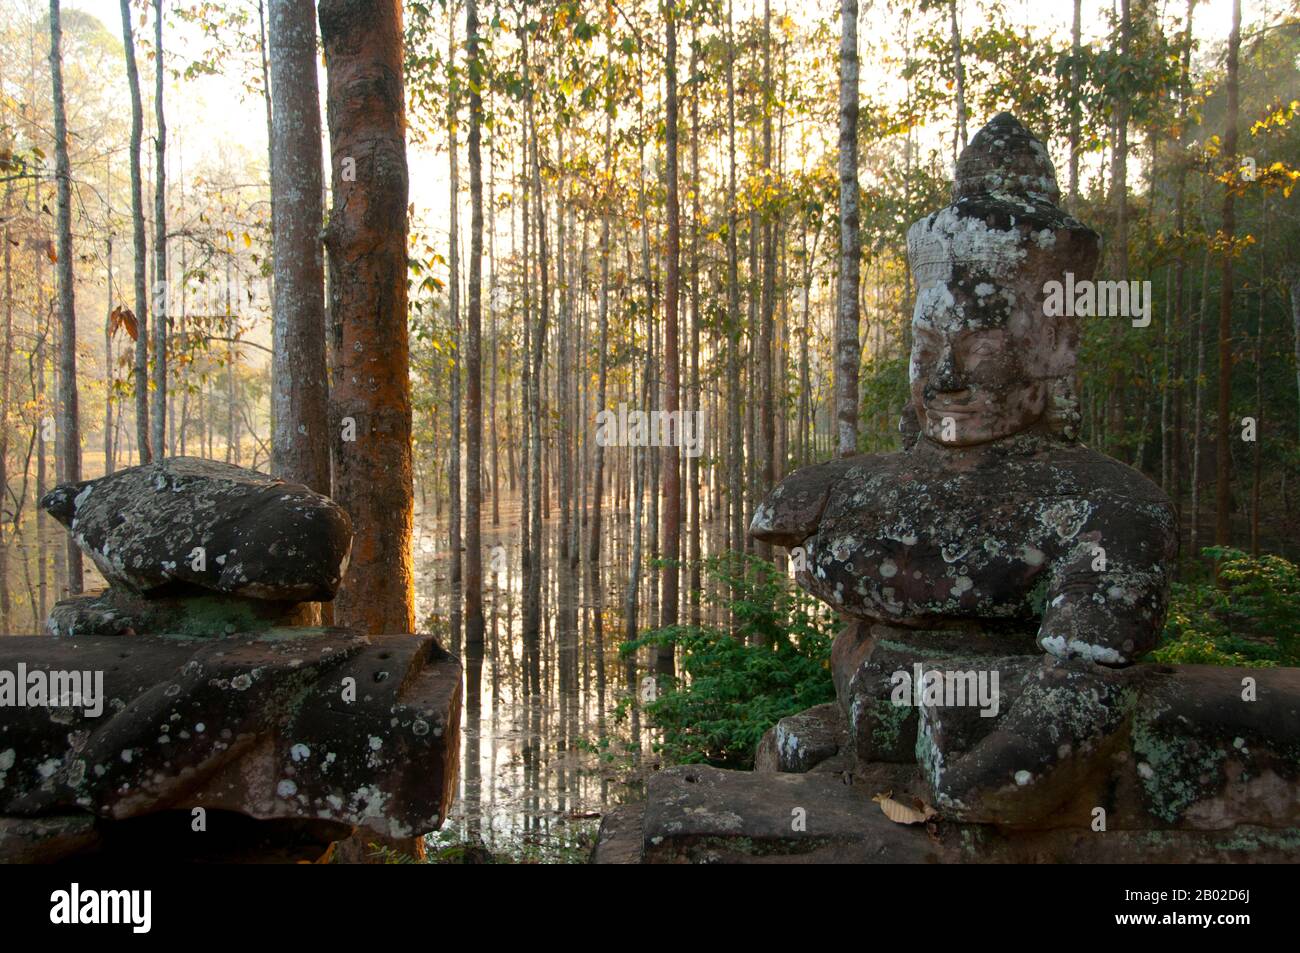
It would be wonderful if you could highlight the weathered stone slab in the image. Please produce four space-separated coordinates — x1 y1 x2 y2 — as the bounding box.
601 764 1300 864
590 804 645 864
641 764 952 863
46 587 310 639
755 702 846 774
0 629 459 854
1129 666 1300 830
921 663 1300 832
917 654 1141 827
41 457 353 603
0 814 100 864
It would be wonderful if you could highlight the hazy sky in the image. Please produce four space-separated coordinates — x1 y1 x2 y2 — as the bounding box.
58 0 1244 258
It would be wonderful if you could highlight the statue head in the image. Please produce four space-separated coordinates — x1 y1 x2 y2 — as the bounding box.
906 113 1101 447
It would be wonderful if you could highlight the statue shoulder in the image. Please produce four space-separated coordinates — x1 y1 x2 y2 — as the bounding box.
1046 446 1178 559
1054 446 1174 506
750 453 897 547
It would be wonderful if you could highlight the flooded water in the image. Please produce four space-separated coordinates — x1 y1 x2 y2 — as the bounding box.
413 503 671 862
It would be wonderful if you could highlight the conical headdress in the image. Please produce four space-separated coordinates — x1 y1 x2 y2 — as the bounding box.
905 114 1101 442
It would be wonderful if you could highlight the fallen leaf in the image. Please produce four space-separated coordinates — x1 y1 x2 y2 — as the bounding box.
873 791 937 825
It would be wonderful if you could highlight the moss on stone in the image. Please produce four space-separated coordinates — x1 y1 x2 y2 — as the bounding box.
869 697 913 754
1131 708 1229 824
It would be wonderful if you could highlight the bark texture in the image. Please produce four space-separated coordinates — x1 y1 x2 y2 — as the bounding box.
319 0 415 634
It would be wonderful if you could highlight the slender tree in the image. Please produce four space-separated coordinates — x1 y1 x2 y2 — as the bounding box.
103 233 114 476
658 4 681 677
268 0 329 496
118 0 151 463
524 39 547 696
687 31 702 629
949 0 967 159
836 0 860 457
1214 0 1241 553
755 0 776 567
151 0 168 457
319 0 415 634
447 3 462 657
589 115 613 706
724 0 744 559
1067 0 1081 206
0 180 13 627
49 0 82 593
465 0 486 702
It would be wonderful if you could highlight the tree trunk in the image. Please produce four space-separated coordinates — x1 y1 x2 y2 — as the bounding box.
836 0 860 458
688 32 702 630
1168 0 1197 510
1191 239 1211 557
1251 206 1266 555
1288 267 1300 440
259 0 274 230
725 0 744 562
151 0 168 458
488 100 500 528
447 4 462 658
224 256 235 465
517 42 533 694
524 72 548 697
0 181 13 628
118 0 151 463
50 0 82 594
269 0 329 501
104 235 114 476
755 0 777 567
589 116 612 709
319 0 415 634
1068 0 1081 206
1215 0 1240 554
464 0 485 707
657 8 681 678
949 0 967 161
1105 0 1131 448
37 293 48 622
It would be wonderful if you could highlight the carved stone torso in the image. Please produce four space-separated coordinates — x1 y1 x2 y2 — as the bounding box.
753 433 1176 663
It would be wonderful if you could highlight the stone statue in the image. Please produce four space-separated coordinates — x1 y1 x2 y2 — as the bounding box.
750 113 1198 824
0 458 459 862
592 115 1299 862
753 112 1177 667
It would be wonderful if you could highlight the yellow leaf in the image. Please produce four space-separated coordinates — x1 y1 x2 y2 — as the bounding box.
242 232 252 248
872 791 937 825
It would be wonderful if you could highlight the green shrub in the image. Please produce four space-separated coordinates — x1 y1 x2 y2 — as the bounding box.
622 553 837 768
1151 547 1299 667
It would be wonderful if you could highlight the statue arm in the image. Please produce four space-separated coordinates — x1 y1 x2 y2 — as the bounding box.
749 457 860 548
1035 499 1178 666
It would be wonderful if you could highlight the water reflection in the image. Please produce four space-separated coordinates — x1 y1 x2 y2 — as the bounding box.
414 508 653 860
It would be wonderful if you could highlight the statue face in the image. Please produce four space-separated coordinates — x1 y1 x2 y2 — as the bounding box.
909 272 1051 447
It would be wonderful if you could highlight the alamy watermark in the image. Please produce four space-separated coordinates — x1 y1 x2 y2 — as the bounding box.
890 662 1000 717
151 274 267 321
50 883 151 933
0 664 105 717
1042 272 1153 328
594 404 706 458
